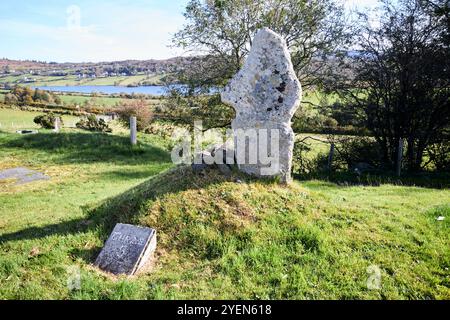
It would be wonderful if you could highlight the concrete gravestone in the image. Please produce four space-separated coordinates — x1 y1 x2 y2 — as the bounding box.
94 223 156 275
221 28 302 183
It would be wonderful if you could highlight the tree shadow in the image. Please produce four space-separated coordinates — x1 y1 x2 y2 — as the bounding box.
0 165 244 263
100 166 173 181
294 170 450 189
0 132 170 165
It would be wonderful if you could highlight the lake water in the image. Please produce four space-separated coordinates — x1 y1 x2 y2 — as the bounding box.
32 85 169 96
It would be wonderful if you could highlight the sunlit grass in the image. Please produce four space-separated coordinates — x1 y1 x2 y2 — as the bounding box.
0 110 448 300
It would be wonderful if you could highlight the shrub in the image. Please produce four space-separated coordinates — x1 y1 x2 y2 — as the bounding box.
116 99 153 131
76 115 112 133
323 117 338 128
33 113 62 129
143 121 181 139
4 93 18 105
331 136 384 171
8 86 61 106
426 139 450 172
292 141 328 176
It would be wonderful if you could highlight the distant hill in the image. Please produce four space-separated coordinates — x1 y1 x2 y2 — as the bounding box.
0 52 358 88
0 59 49 71
0 57 198 78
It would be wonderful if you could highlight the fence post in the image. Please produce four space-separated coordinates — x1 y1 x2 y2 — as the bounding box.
54 117 61 132
130 116 137 145
328 143 335 171
396 138 403 177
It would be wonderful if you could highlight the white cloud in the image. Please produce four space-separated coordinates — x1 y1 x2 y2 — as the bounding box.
1 3 187 62
2 1 380 62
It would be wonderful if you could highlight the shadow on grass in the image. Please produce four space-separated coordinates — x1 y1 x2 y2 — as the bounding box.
0 131 170 165
0 165 242 262
294 170 450 189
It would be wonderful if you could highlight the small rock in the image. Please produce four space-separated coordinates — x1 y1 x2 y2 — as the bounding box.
217 164 232 177
235 179 243 184
80 220 94 226
352 162 373 175
191 163 208 172
29 247 40 257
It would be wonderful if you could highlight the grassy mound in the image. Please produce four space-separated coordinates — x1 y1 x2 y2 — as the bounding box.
0 140 448 299
81 165 449 299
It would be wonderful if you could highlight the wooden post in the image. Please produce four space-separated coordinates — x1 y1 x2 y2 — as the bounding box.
328 143 335 171
130 116 137 145
396 138 403 177
54 117 60 132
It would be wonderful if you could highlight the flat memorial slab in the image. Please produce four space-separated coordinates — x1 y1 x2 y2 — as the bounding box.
16 130 38 135
0 167 50 185
94 223 157 275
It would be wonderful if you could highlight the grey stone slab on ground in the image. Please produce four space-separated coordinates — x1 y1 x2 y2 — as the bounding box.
221 28 302 183
16 130 38 135
94 223 157 275
0 167 50 185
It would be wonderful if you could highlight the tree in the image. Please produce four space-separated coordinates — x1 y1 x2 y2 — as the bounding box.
33 113 63 129
76 115 112 133
4 93 18 105
116 99 153 131
174 0 349 88
166 0 351 129
346 0 450 171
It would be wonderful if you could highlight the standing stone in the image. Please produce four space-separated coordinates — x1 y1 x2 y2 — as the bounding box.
130 116 137 145
94 223 157 275
221 28 302 183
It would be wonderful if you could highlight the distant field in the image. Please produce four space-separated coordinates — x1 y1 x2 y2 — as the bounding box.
59 95 161 108
302 91 341 106
118 75 149 86
0 87 161 109
0 73 164 87
33 75 83 86
0 108 80 132
59 95 123 107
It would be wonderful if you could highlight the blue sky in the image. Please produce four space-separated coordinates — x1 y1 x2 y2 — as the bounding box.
0 0 378 62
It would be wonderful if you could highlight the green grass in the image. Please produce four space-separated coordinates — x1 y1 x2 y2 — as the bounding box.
32 75 84 87
0 127 173 299
0 108 81 132
0 110 449 300
58 95 161 108
113 75 148 86
58 95 123 107
302 91 341 107
1 73 165 87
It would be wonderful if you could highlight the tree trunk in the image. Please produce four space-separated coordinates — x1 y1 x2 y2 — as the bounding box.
414 142 426 171
406 137 415 172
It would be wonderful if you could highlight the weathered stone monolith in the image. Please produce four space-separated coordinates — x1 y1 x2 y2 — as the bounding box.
221 28 302 183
